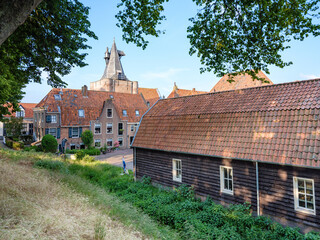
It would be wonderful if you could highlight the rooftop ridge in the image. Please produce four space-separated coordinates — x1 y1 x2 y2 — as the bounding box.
162 78 320 101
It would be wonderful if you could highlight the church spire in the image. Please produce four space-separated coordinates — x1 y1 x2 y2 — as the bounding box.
100 39 127 80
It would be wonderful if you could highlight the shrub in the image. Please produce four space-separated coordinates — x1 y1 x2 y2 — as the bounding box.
82 154 95 162
75 150 85 160
66 149 79 154
84 148 100 156
41 134 58 153
34 160 68 173
12 141 24 150
81 130 93 148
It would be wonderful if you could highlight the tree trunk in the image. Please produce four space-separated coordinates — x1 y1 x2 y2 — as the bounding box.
0 0 43 45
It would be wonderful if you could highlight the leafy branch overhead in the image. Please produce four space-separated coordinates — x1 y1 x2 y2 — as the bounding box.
116 0 320 79
0 0 97 118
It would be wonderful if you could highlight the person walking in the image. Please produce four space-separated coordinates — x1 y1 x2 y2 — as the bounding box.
122 155 127 174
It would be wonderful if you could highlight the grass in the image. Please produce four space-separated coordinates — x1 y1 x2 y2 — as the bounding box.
0 149 180 240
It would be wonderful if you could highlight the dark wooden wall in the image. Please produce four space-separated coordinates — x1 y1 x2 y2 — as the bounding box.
135 148 320 230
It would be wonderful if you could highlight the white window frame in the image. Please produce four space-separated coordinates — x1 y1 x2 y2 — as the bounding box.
220 166 233 195
130 125 134 132
118 137 123 147
49 128 57 138
107 108 113 118
106 138 113 147
94 123 101 135
51 115 57 123
94 139 101 148
106 123 113 134
122 110 127 117
72 127 79 138
54 94 61 100
293 177 316 215
78 109 85 117
135 110 140 116
172 158 182 182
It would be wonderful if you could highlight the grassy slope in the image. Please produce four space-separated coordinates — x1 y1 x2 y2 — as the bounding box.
0 149 180 240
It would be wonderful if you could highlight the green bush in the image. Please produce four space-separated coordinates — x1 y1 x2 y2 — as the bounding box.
82 154 95 162
75 150 85 160
6 138 24 150
66 149 79 154
41 134 58 153
24 145 42 152
81 130 93 148
84 148 100 156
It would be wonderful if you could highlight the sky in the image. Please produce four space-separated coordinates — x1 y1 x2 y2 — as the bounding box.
22 0 320 103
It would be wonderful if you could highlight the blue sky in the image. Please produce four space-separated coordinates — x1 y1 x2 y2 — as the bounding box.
22 0 320 103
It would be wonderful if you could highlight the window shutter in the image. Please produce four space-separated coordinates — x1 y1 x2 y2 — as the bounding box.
79 127 82 137
57 128 61 139
69 127 72 138
45 128 49 135
46 115 51 123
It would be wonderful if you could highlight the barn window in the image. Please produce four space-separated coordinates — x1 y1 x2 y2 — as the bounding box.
220 166 233 195
172 159 182 182
293 177 315 215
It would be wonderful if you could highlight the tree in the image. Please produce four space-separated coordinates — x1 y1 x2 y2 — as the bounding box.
42 134 58 153
0 0 43 46
0 0 97 119
4 117 23 139
81 130 93 149
116 0 320 80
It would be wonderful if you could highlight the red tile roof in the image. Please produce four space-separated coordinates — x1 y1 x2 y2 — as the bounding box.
36 88 148 126
167 88 207 98
139 87 160 106
210 71 273 92
3 103 37 118
133 79 320 168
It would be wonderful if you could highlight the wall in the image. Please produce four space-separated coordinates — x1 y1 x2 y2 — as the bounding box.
135 148 320 231
90 78 138 94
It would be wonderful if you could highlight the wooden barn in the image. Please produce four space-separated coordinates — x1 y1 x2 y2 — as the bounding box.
132 79 320 231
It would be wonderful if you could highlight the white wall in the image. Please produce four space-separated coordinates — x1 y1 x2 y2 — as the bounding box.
0 122 3 137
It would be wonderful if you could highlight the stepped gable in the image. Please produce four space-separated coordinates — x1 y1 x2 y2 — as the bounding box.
133 79 320 168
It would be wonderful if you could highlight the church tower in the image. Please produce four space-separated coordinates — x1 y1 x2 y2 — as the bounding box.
90 40 138 94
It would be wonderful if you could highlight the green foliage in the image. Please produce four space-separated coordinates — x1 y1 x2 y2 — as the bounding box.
6 138 24 150
41 134 58 153
4 117 23 138
0 0 97 118
116 0 169 49
35 160 68 173
75 150 85 160
66 147 100 156
81 130 93 148
116 0 320 80
82 155 95 162
24 145 42 152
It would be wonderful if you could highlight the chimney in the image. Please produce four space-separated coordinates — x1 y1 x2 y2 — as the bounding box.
82 85 88 97
192 88 196 91
173 82 178 91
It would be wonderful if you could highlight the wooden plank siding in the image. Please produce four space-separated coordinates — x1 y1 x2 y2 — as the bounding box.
135 148 320 230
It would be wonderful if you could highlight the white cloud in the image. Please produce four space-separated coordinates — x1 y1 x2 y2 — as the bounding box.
140 68 189 82
300 74 320 79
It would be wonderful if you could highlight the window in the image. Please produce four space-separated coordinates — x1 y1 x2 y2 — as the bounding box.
80 143 85 149
172 159 182 182
293 177 315 214
220 166 233 195
130 125 134 132
95 139 101 148
78 109 85 117
107 138 113 147
118 123 124 135
107 109 112 118
118 137 123 147
107 123 113 133
54 94 61 100
70 144 75 150
16 110 25 118
135 110 140 116
49 128 57 138
122 110 127 117
72 127 79 138
51 115 57 123
95 123 101 134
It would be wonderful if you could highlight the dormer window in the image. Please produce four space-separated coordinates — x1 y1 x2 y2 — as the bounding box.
54 94 61 100
135 110 140 116
16 105 25 117
122 110 127 117
78 109 84 117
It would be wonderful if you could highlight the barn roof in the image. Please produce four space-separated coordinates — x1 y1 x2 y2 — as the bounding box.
133 79 320 168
